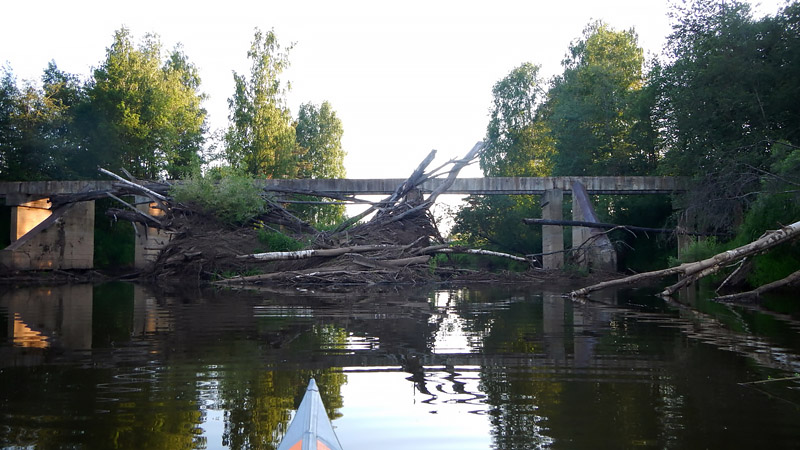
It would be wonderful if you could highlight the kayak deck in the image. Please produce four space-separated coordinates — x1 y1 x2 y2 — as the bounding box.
277 379 344 450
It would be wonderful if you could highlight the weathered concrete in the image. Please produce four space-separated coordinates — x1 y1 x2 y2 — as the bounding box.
541 189 564 269
571 192 591 268
1 194 94 270
255 176 687 195
133 196 171 269
0 177 688 199
570 181 617 271
1 283 94 350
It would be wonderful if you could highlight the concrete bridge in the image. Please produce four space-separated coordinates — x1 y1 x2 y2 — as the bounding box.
0 176 687 272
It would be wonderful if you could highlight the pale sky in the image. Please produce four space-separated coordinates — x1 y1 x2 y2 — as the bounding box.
1 0 788 179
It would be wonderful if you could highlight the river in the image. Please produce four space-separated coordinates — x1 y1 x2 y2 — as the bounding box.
1 281 799 449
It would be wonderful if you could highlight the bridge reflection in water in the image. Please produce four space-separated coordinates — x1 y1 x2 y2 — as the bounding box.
1 283 799 449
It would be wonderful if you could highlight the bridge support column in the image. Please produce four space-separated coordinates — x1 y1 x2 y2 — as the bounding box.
133 196 170 269
0 195 94 270
570 181 617 272
541 189 564 269
571 193 591 270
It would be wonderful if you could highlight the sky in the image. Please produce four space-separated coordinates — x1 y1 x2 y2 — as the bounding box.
1 0 789 180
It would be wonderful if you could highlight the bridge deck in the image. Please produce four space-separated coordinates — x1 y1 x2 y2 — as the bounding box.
0 176 687 198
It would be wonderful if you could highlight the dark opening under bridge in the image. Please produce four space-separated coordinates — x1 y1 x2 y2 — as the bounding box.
0 176 687 272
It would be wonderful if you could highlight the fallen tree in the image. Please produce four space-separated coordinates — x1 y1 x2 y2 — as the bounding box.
715 268 800 302
570 219 800 299
522 218 726 237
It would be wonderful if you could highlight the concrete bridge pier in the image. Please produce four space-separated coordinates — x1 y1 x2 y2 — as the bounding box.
0 194 94 270
541 189 564 269
133 196 170 269
540 182 617 271
570 181 617 272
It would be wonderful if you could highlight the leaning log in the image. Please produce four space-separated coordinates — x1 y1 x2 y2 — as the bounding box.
715 269 800 301
570 219 800 298
523 218 723 236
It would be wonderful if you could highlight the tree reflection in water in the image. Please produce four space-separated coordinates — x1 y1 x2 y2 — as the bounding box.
1 282 799 449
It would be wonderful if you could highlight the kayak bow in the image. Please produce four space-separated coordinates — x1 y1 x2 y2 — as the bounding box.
277 379 344 450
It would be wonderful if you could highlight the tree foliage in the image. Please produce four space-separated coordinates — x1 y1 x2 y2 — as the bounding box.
546 21 655 176
293 101 347 226
456 22 657 262
295 101 345 179
85 28 207 179
0 28 207 181
0 64 85 180
480 62 553 177
224 28 297 178
457 4 800 278
654 0 800 236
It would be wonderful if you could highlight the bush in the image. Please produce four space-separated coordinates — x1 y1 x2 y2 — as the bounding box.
256 229 305 252
669 237 725 266
171 174 266 225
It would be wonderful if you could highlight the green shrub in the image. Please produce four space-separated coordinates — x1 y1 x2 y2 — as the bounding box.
171 174 266 225
256 229 305 252
670 237 725 266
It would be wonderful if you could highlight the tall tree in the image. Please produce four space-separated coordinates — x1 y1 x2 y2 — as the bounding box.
480 62 552 177
295 101 345 179
84 28 207 179
0 67 23 180
455 63 551 257
0 64 84 181
546 21 653 176
225 28 297 178
655 0 800 233
293 101 346 226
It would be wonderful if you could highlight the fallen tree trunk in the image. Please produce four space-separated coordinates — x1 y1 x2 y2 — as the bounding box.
715 269 800 302
214 266 389 284
421 246 533 265
570 219 800 298
350 254 431 269
236 244 402 261
523 218 724 237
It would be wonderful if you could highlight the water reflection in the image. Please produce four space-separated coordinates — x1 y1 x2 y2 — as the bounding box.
0 283 799 449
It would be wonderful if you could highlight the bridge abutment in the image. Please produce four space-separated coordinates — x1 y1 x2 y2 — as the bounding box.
0 195 94 271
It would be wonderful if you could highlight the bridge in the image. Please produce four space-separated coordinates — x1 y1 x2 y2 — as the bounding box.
0 176 687 272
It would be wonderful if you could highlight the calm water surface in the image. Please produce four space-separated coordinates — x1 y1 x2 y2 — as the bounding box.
1 282 799 449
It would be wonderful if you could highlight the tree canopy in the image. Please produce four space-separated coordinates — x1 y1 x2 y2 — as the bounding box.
0 27 346 190
224 28 297 178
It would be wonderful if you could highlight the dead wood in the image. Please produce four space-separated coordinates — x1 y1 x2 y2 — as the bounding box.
715 269 800 302
53 147 550 285
237 244 403 261
570 219 800 298
418 245 533 266
106 192 163 226
523 218 725 237
349 254 431 269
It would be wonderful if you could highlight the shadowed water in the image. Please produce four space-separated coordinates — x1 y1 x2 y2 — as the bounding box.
1 282 799 449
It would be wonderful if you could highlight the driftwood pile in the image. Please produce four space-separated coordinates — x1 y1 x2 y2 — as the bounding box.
89 142 538 286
